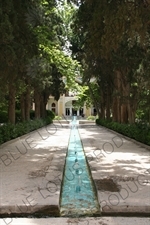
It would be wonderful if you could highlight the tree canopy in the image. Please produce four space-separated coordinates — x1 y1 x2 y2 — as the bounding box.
0 0 80 123
71 0 150 123
1 0 150 124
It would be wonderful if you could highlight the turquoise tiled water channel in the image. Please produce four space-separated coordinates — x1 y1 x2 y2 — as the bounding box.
60 117 100 217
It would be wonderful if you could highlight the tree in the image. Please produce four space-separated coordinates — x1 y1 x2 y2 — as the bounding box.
0 0 39 123
72 0 150 123
0 0 82 123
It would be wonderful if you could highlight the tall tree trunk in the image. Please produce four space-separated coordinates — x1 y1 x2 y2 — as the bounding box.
131 110 136 124
40 96 46 118
149 107 150 124
40 102 47 118
121 104 128 123
117 96 121 123
20 93 25 121
8 83 16 124
40 92 49 118
34 88 41 119
127 102 132 124
25 86 31 120
112 97 118 122
100 103 105 119
112 71 121 122
106 88 111 120
89 84 101 118
117 71 122 123
99 91 105 119
129 101 137 124
122 81 132 124
113 97 121 122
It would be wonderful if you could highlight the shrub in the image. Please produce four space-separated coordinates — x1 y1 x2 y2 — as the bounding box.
87 115 96 120
0 109 54 123
0 116 53 145
30 110 35 119
46 110 55 120
96 119 150 146
45 116 53 124
0 111 8 123
54 116 62 120
15 110 22 122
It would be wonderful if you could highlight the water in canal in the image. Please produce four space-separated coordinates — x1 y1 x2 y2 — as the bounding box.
60 117 100 217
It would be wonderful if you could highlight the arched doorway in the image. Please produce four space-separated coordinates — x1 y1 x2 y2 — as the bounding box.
79 108 84 116
65 101 72 116
65 100 84 116
92 106 97 116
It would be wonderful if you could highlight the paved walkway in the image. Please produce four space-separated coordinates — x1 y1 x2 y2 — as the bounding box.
0 121 150 224
0 124 70 216
79 125 150 216
0 217 150 225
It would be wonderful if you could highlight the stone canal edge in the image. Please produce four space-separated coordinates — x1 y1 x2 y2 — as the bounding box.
0 122 150 217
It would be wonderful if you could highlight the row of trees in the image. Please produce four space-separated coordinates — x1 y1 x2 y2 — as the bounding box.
0 0 80 124
2 0 150 125
71 0 150 124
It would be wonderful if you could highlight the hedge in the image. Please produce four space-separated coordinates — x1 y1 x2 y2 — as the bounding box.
0 110 55 145
96 119 150 146
0 110 55 123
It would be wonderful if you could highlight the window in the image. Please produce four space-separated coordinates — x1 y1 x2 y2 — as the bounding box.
51 103 56 113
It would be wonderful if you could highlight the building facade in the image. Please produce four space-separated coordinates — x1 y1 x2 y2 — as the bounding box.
46 94 95 118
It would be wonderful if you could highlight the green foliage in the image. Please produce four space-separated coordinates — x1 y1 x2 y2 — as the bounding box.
15 110 22 122
54 115 62 120
0 108 55 144
0 109 55 123
72 0 150 123
46 110 55 120
25 0 81 103
0 115 53 145
39 44 82 89
74 86 90 108
55 0 77 49
29 109 55 121
74 82 101 113
96 119 150 146
30 110 35 119
87 115 96 121
0 111 8 123
0 0 82 124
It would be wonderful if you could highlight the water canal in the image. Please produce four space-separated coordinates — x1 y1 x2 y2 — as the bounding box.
60 117 100 217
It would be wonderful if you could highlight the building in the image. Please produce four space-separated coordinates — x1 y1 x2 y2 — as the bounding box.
46 90 96 118
46 77 97 118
